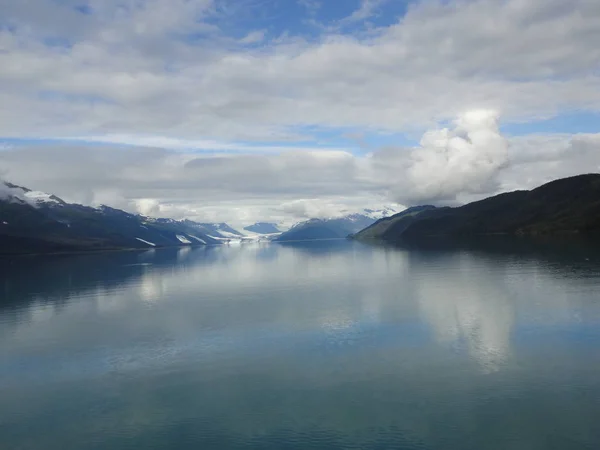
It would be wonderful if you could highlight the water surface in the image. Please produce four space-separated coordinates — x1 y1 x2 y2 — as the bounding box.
1 239 600 449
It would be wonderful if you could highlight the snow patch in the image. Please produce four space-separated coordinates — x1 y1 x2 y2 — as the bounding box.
362 207 401 220
176 234 192 244
217 230 243 238
136 238 156 247
24 190 60 204
206 234 242 244
189 235 207 244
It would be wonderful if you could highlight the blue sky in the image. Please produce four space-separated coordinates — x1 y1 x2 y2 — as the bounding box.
1 0 600 224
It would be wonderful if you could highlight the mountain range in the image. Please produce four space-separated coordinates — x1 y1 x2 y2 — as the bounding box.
3 174 600 254
353 174 600 242
1 181 392 254
274 208 400 242
244 222 281 234
0 182 245 255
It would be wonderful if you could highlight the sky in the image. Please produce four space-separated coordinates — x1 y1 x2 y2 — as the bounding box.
1 0 600 227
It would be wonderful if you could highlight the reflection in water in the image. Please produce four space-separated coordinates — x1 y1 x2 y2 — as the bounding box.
1 238 600 450
410 252 515 373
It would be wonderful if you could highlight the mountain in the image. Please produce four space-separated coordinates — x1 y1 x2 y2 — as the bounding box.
362 207 401 220
0 182 223 255
244 222 281 234
1 182 68 207
195 222 245 238
275 212 390 242
351 206 437 240
353 174 600 242
151 220 244 240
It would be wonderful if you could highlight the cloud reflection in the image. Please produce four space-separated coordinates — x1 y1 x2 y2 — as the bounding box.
409 252 515 373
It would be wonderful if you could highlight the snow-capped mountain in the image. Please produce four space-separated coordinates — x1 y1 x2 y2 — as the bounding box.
275 207 401 242
1 180 402 252
117 216 245 242
0 180 226 254
195 222 245 238
244 222 281 234
362 206 401 220
1 182 67 207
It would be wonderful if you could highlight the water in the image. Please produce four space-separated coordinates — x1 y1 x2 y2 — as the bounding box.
1 239 600 450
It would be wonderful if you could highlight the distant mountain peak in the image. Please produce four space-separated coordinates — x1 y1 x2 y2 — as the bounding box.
361 206 401 220
1 181 66 207
0 180 225 255
195 222 244 237
244 222 281 234
354 174 600 242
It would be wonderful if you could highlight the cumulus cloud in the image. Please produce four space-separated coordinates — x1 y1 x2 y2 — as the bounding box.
135 198 162 217
399 110 509 204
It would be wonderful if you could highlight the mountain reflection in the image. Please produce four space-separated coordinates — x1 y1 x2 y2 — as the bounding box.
2 237 600 350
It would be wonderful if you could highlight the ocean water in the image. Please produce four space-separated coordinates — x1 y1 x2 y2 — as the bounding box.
1 239 600 449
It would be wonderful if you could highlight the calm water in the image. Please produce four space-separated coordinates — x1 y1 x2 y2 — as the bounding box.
1 239 600 450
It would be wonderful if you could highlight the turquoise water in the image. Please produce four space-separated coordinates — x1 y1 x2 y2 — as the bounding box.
1 240 600 449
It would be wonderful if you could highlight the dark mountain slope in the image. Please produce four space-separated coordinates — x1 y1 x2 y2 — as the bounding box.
275 220 345 242
0 182 222 254
353 174 600 243
275 214 377 242
352 206 437 240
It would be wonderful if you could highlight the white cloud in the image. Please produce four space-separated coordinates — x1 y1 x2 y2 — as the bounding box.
135 198 162 217
1 112 599 226
0 182 35 206
280 199 355 220
1 0 600 139
400 110 509 204
339 0 387 26
61 134 347 153
498 133 600 193
239 30 266 45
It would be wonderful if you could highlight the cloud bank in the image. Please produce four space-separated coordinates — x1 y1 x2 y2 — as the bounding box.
1 0 600 140
2 111 599 226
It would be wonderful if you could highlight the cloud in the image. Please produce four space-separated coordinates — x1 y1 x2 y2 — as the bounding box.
239 30 266 45
497 133 600 193
339 0 387 26
135 198 162 216
1 0 600 140
413 254 514 373
3 0 600 227
0 181 35 206
279 199 353 220
1 111 599 227
399 110 509 204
